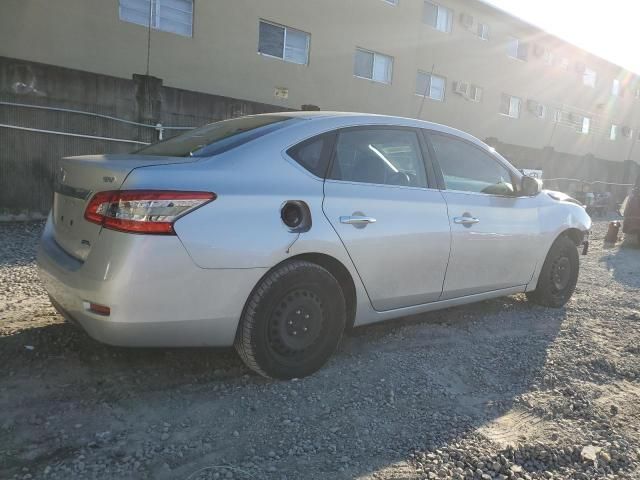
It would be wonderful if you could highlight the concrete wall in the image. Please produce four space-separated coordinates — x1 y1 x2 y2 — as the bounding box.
0 57 289 217
1 0 640 163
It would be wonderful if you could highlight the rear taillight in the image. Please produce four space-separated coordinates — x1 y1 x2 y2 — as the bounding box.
84 190 215 234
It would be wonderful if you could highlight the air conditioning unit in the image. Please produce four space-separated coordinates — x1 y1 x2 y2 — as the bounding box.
453 81 470 96
460 13 474 29
622 126 632 137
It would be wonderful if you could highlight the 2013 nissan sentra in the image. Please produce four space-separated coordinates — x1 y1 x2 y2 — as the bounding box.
38 112 591 379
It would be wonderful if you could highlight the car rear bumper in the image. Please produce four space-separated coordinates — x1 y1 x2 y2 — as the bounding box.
37 216 266 347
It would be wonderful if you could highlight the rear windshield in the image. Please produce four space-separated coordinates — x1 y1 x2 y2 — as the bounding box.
135 115 298 157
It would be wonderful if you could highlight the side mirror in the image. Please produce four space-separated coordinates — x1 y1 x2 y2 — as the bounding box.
521 176 542 196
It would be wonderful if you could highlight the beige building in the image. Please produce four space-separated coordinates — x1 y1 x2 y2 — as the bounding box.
2 0 640 166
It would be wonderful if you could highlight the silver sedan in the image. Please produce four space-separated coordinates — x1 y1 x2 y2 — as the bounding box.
38 112 591 378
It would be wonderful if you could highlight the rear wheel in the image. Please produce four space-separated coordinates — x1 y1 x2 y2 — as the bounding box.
234 260 346 379
526 235 579 308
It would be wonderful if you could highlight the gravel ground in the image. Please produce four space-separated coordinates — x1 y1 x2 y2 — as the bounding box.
1 219 639 480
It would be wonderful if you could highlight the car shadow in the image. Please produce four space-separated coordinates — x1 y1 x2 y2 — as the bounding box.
600 239 640 290
1 295 568 480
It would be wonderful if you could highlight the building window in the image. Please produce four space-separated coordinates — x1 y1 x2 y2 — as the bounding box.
416 71 446 101
527 100 545 119
543 50 554 66
500 94 521 118
119 0 193 37
423 1 453 33
612 79 622 97
610 124 618 140
558 57 570 70
354 48 393 84
553 109 563 123
382 0 399 4
635 87 640 99
469 85 483 102
258 21 310 65
477 23 489 40
507 37 528 61
581 117 590 134
583 67 597 88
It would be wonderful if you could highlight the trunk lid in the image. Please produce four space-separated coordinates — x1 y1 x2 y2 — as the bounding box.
52 154 199 260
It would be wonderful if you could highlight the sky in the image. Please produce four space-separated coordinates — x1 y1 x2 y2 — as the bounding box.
483 0 640 74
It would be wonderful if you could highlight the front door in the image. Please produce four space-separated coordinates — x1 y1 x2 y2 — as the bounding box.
322 127 451 311
426 132 540 299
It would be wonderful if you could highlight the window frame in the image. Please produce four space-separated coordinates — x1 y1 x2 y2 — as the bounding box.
477 22 489 40
610 124 618 141
324 125 438 190
257 19 311 65
469 85 483 102
499 94 521 119
583 67 597 88
423 1 453 33
118 0 194 37
354 48 394 84
415 71 446 101
507 37 528 61
422 130 520 197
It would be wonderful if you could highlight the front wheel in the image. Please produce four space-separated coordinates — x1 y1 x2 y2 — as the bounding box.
234 260 346 379
526 235 579 308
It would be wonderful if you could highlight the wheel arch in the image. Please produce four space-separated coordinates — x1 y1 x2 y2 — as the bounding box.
288 253 357 330
562 227 585 246
240 253 357 331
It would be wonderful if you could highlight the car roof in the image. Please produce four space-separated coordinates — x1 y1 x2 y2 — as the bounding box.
267 111 491 152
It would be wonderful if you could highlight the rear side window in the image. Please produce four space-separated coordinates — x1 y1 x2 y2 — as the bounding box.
429 133 514 195
136 115 298 157
286 133 335 178
328 128 428 188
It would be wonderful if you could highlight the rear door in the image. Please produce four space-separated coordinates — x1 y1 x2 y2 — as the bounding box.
425 131 540 299
322 126 451 311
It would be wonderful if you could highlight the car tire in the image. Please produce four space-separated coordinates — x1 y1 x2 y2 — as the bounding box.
526 235 579 308
234 260 346 379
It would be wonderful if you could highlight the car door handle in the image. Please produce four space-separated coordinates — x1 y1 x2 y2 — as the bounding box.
453 216 480 225
340 216 377 225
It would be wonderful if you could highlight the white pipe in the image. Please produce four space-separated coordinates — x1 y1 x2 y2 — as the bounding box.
0 123 150 145
0 101 195 130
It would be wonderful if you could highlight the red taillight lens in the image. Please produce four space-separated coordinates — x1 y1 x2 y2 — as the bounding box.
84 190 215 234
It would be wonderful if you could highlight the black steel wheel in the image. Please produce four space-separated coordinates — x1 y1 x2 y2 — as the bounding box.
235 260 346 379
526 235 580 308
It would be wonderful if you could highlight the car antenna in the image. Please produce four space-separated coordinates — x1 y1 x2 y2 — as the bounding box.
416 64 435 119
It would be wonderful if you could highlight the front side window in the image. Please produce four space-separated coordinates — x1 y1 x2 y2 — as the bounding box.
258 21 310 65
500 94 521 118
583 68 597 87
354 49 393 84
119 0 193 36
507 37 528 61
416 72 446 101
329 129 428 188
429 134 514 195
423 1 453 33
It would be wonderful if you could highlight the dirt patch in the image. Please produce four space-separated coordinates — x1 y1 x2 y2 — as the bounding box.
1 220 639 479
